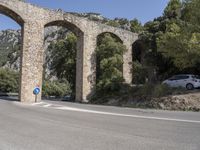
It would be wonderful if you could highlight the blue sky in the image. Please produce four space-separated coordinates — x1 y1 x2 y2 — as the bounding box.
0 0 169 30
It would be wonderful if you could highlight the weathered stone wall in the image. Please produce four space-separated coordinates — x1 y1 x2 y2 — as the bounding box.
0 0 138 103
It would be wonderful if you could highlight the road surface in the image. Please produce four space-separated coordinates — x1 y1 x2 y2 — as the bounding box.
0 97 200 150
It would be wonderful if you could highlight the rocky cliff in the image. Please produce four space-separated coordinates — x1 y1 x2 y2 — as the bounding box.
0 27 68 75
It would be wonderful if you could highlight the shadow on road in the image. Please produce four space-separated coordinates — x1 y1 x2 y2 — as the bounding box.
0 96 19 102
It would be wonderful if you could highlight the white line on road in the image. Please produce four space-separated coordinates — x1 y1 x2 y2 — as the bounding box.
31 102 45 106
51 105 200 124
27 101 200 124
43 104 52 107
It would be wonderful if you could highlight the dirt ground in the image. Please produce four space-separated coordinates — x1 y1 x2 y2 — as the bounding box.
106 90 200 112
150 92 200 111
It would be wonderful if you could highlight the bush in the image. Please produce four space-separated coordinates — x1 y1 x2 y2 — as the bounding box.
96 77 124 95
132 61 148 84
0 68 19 93
91 82 186 105
153 84 174 97
129 84 153 101
42 80 71 97
131 83 186 99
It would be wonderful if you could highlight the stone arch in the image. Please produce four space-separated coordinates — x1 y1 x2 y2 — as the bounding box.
44 20 83 36
0 4 24 26
44 20 85 102
97 32 123 44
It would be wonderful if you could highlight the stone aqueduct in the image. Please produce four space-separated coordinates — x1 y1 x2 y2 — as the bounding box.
0 0 138 103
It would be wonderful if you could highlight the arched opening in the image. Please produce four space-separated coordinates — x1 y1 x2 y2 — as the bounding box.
132 39 147 84
0 5 24 26
0 5 24 101
132 40 144 63
42 20 83 102
95 32 126 99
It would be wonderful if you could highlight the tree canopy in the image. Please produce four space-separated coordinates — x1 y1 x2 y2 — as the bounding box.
96 33 126 94
132 0 200 83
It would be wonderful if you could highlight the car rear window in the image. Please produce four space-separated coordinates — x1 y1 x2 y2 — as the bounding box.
174 75 189 80
193 75 200 79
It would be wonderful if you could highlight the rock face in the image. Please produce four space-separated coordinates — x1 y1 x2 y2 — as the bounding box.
0 27 68 75
44 27 69 78
0 29 21 71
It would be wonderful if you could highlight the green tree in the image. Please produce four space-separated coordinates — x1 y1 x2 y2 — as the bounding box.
157 20 200 72
182 0 200 26
96 33 126 94
48 32 77 93
106 20 120 27
164 0 182 19
0 68 19 93
115 18 129 26
132 0 200 82
130 19 143 33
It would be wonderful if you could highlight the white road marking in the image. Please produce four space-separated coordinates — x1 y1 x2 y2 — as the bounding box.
30 102 200 124
43 104 52 107
31 102 45 106
53 105 200 124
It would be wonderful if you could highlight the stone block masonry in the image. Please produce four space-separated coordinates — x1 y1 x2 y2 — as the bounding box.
0 0 138 103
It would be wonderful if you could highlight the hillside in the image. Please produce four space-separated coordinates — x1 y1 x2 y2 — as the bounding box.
0 30 21 70
0 27 69 75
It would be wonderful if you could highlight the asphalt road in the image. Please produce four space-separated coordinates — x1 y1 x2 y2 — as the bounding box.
0 98 200 150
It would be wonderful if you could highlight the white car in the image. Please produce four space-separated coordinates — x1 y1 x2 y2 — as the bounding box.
162 74 200 90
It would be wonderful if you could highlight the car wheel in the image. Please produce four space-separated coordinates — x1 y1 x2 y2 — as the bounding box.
186 83 194 90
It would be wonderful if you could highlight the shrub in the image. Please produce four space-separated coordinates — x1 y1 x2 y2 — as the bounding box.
131 83 186 99
130 83 153 99
42 80 71 97
153 84 173 97
0 68 19 93
132 61 148 84
91 82 186 105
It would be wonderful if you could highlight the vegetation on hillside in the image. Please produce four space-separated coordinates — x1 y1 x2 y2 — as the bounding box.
132 0 200 83
0 68 19 93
